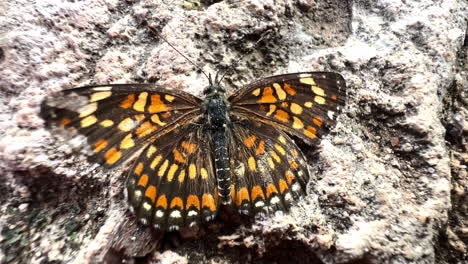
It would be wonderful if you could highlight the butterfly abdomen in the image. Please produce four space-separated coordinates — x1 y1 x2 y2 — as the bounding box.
204 90 232 205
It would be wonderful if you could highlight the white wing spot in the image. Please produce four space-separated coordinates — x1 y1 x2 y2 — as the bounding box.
170 210 182 218
155 210 164 218
255 201 265 208
270 196 280 204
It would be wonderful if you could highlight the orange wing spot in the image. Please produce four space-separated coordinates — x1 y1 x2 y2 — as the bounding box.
59 118 71 126
252 88 261 96
120 94 135 109
312 116 323 127
291 149 299 157
150 154 162 169
78 102 97 117
311 86 325 96
278 135 286 144
243 135 257 148
178 170 186 183
273 83 286 100
304 126 317 138
257 87 277 103
170 197 184 209
279 179 289 193
146 145 157 158
270 151 281 163
331 95 337 100
186 195 200 210
248 156 257 171
93 139 108 153
235 187 250 206
266 104 276 116
135 121 157 138
202 194 216 211
290 103 303 115
165 94 175 102
145 185 157 202
289 160 299 169
274 144 286 156
283 83 296 95
138 174 149 187
266 184 279 197
274 109 290 123
200 168 208 179
90 91 112 102
120 134 135 149
300 77 316 85
158 159 169 177
151 114 167 126
267 157 275 169
292 116 304 129
256 140 265 155
80 115 97 127
134 114 145 121
314 96 326 105
173 148 186 163
100 119 114 127
285 170 295 185
148 94 170 112
156 195 168 209
104 148 121 165
189 163 197 179
251 185 265 200
134 162 144 175
181 141 197 153
281 102 289 108
161 112 171 119
167 164 178 181
133 92 148 112
118 118 136 132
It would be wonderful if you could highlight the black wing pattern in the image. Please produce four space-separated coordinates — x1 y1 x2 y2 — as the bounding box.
125 123 219 231
227 118 310 215
41 84 202 167
229 72 346 145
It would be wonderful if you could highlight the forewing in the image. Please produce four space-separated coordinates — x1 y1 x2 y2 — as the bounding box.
126 123 219 231
40 84 202 167
227 119 310 216
229 72 346 145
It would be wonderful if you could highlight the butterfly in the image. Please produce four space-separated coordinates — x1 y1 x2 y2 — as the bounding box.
40 72 346 231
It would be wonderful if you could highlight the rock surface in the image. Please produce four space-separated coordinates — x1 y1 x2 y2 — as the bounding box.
0 0 466 263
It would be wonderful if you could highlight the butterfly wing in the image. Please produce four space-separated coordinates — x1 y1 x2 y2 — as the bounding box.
126 123 219 231
229 72 346 145
40 84 202 167
227 118 310 215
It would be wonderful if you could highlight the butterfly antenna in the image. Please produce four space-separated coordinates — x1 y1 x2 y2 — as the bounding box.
215 30 272 86
208 73 213 86
146 25 211 83
214 70 221 86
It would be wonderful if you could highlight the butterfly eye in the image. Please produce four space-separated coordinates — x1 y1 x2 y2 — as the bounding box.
203 87 213 95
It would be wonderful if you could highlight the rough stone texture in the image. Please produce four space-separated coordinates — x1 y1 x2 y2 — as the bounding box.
0 0 466 263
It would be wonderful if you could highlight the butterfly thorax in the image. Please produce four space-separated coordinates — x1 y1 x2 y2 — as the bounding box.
202 85 232 205
203 86 230 128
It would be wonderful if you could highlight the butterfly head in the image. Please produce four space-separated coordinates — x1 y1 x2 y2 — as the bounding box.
203 85 226 96
203 72 226 96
